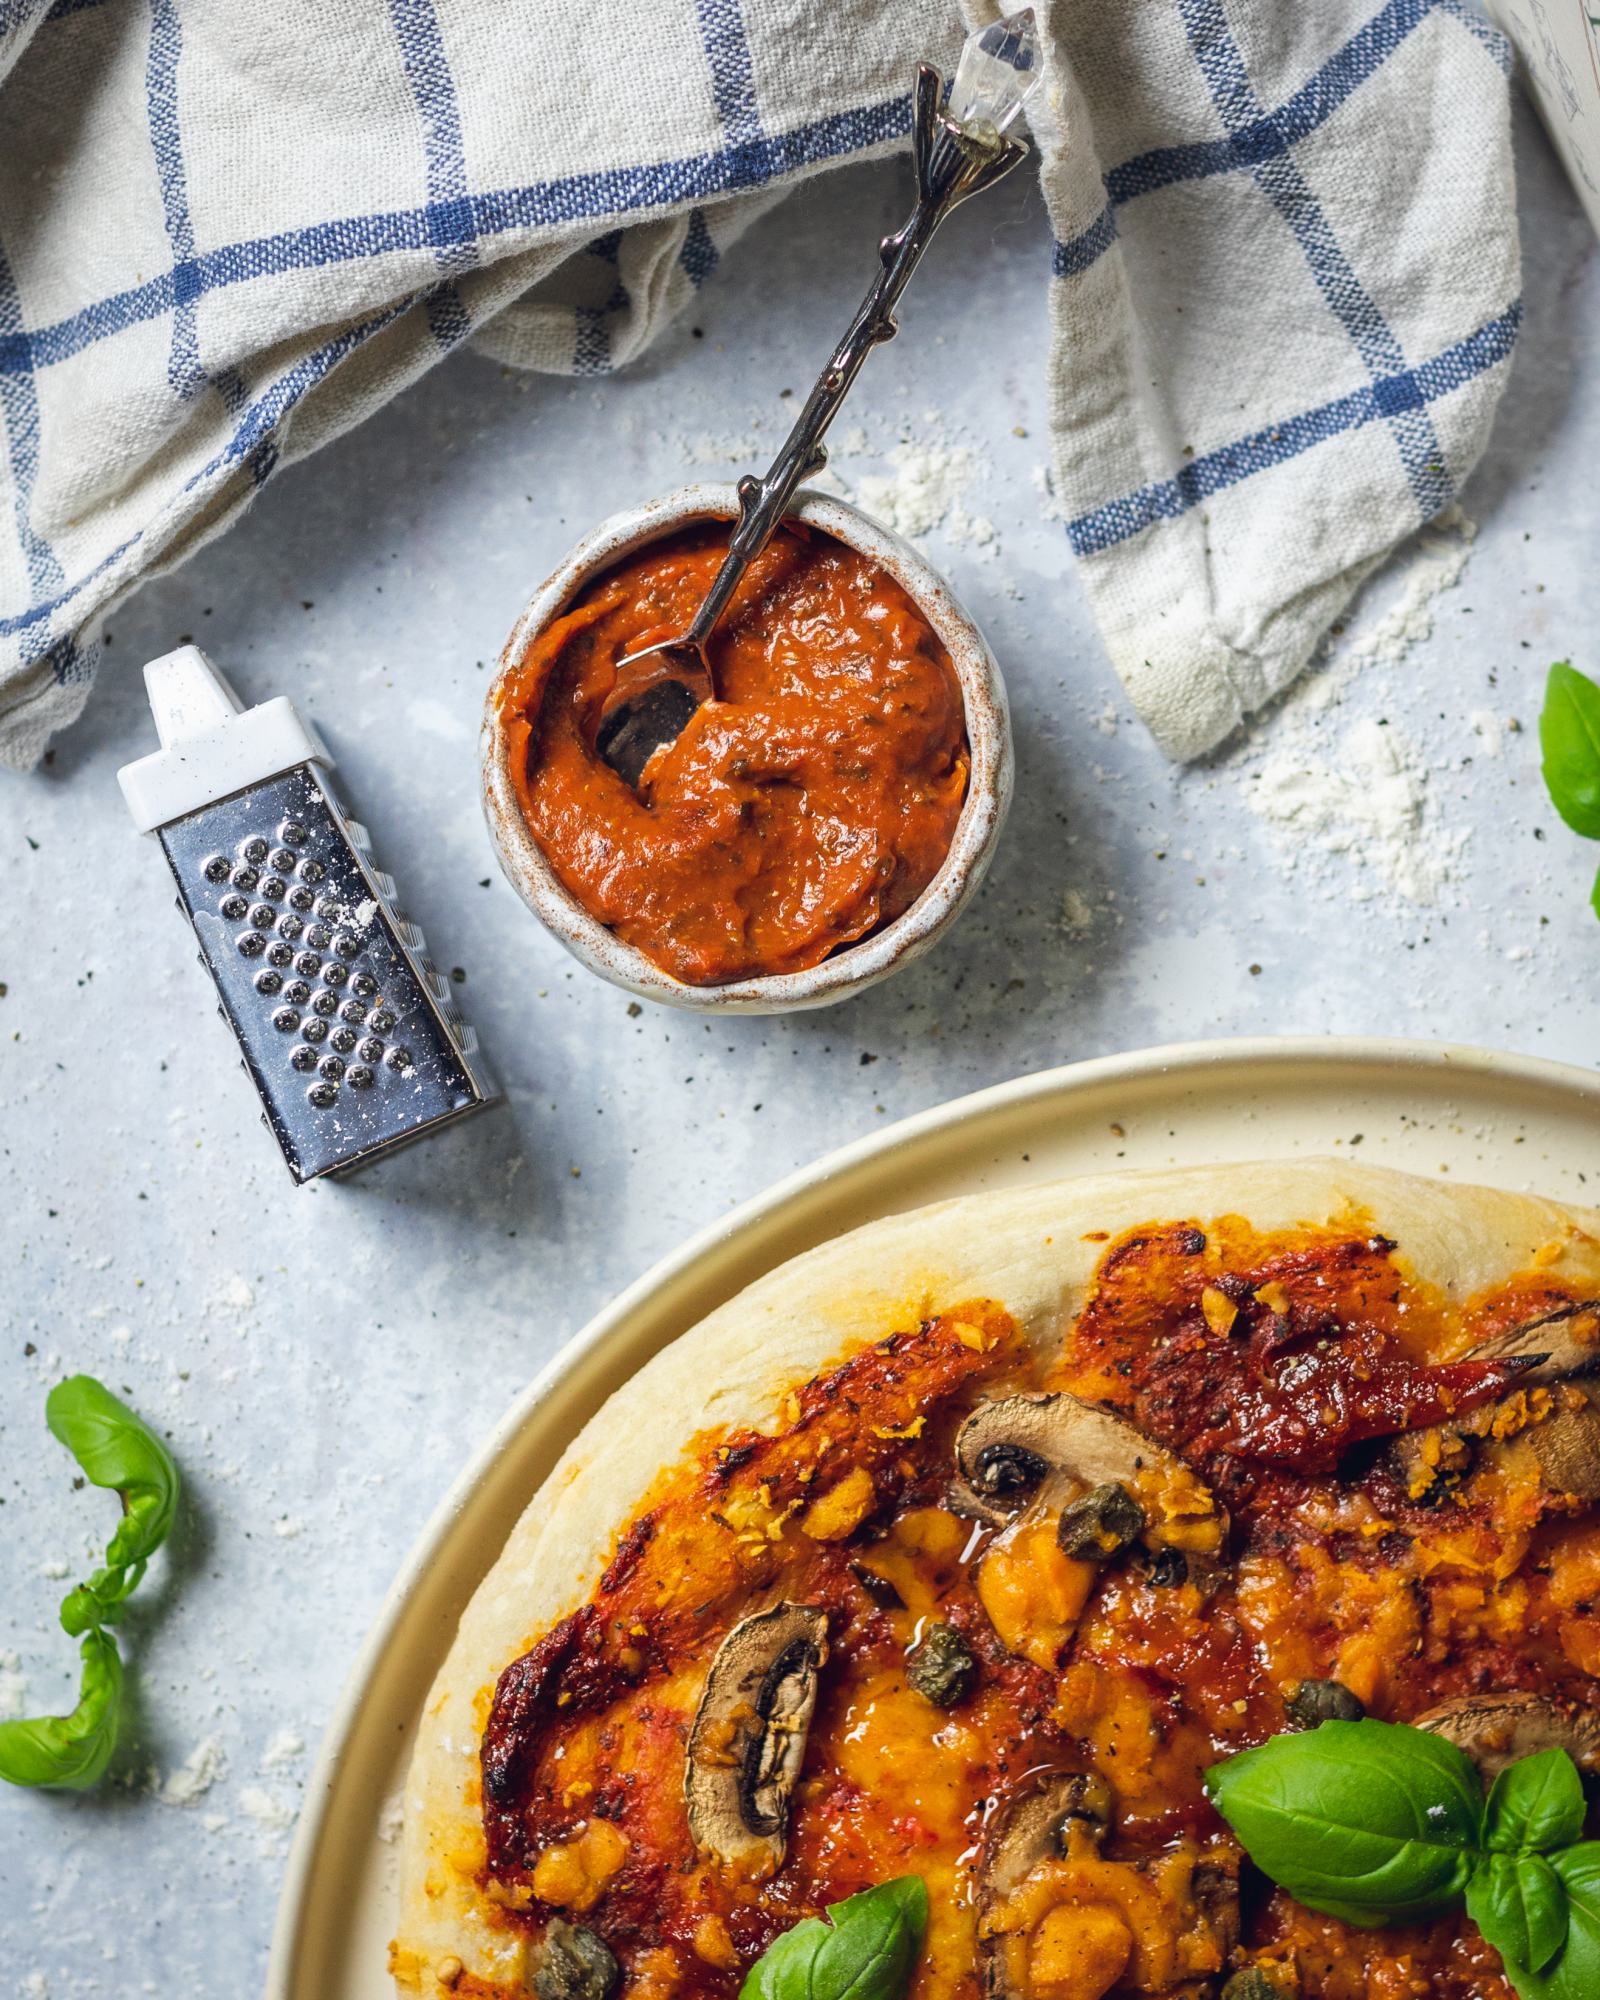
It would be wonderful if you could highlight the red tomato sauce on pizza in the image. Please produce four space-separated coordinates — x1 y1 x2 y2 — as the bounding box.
496 522 968 986
470 1221 1600 2000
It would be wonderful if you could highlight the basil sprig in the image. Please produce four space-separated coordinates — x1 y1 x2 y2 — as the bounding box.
1206 1720 1600 1999
1540 661 1600 919
739 1878 927 2000
0 1376 180 1791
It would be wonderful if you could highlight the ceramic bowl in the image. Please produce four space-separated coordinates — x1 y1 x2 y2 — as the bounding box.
481 483 1013 1014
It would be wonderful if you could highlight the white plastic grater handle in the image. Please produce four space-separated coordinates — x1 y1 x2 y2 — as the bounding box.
117 645 334 834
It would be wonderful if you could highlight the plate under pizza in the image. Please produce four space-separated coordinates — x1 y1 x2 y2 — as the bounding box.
388 1155 1600 2000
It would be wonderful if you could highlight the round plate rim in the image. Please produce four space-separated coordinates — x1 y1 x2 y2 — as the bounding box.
264 1032 1600 1998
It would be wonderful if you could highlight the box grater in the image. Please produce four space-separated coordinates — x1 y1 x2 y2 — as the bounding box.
118 645 497 1181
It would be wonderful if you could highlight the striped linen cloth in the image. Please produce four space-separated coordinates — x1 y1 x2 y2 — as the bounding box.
0 0 1517 770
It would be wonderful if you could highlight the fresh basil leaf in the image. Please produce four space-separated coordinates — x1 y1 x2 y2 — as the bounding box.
1205 1719 1484 1926
1542 662 1600 841
1485 1749 1587 1856
47 1374 180 1571
1469 1851 1569 1975
0 1630 123 1790
1492 1844 1600 1999
739 1878 927 2000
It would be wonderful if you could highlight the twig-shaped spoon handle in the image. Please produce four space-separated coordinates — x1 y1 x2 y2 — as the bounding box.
597 10 1041 788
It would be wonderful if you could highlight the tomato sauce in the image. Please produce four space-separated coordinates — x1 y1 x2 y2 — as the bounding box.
475 1225 1600 2000
498 522 969 986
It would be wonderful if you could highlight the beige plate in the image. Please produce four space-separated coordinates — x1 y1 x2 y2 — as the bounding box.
266 1035 1600 2000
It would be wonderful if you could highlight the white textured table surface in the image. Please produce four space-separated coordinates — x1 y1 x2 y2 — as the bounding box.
3 102 1599 1998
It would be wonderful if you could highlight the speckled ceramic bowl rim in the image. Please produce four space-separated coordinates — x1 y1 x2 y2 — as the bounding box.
481 483 1013 1013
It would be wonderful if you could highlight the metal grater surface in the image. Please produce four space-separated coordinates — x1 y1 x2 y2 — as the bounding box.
162 766 493 1179
120 646 496 1183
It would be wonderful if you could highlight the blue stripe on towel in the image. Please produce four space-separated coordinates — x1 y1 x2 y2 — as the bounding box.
1053 0 1494 281
1 93 911 381
1176 0 1450 518
1065 301 1519 557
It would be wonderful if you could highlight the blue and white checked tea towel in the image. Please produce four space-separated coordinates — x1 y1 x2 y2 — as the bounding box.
0 0 1517 769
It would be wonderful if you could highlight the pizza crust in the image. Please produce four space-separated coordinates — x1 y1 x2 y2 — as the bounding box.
391 1159 1600 1993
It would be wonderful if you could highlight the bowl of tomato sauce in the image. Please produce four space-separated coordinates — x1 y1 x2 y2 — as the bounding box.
481 483 1012 1012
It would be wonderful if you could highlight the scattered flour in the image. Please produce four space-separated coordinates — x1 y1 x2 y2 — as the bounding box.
1249 718 1463 906
1235 511 1480 910
205 1273 255 1318
240 1784 298 1842
260 1728 305 1771
0 1648 27 1720
273 1514 306 1540
854 442 987 543
159 1735 228 1806
1060 889 1096 937
1325 508 1476 682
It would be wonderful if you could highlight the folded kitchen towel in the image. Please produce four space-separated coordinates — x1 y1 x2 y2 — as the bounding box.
0 0 1518 770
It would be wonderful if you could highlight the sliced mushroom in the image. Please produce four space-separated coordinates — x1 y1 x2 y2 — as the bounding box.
684 1602 826 1876
1416 1689 1600 1786
978 1772 1239 1999
953 1392 1228 1584
534 1920 620 2000
982 1772 1115 1906
1390 1300 1600 1505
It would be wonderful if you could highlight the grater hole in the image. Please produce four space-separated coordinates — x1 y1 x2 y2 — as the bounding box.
241 837 269 865
269 847 296 872
297 857 325 883
249 903 275 930
289 1044 317 1072
288 885 314 913
330 1027 357 1054
352 972 378 998
284 979 311 1005
295 951 320 978
220 893 249 921
237 931 266 958
333 931 360 959
279 819 307 846
266 941 294 968
318 1054 346 1081
203 854 231 884
272 1007 301 1033
322 961 348 988
357 1037 384 1063
255 969 283 995
385 1046 414 1072
369 1008 396 1034
340 999 366 1025
311 989 338 1018
277 914 303 940
306 924 331 950
259 875 287 902
315 895 341 922
231 864 260 891
302 1018 329 1045
307 1080 340 1109
346 1065 375 1090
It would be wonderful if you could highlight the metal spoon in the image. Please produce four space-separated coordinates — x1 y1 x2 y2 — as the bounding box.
595 9 1042 790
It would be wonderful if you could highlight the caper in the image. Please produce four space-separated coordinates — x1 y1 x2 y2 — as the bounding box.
1222 1971 1296 2000
1285 1677 1366 1729
973 1440 1050 1500
1057 1481 1145 1561
907 1622 977 1708
533 1920 619 2000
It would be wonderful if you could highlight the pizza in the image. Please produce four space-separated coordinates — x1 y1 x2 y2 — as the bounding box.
390 1161 1600 2000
